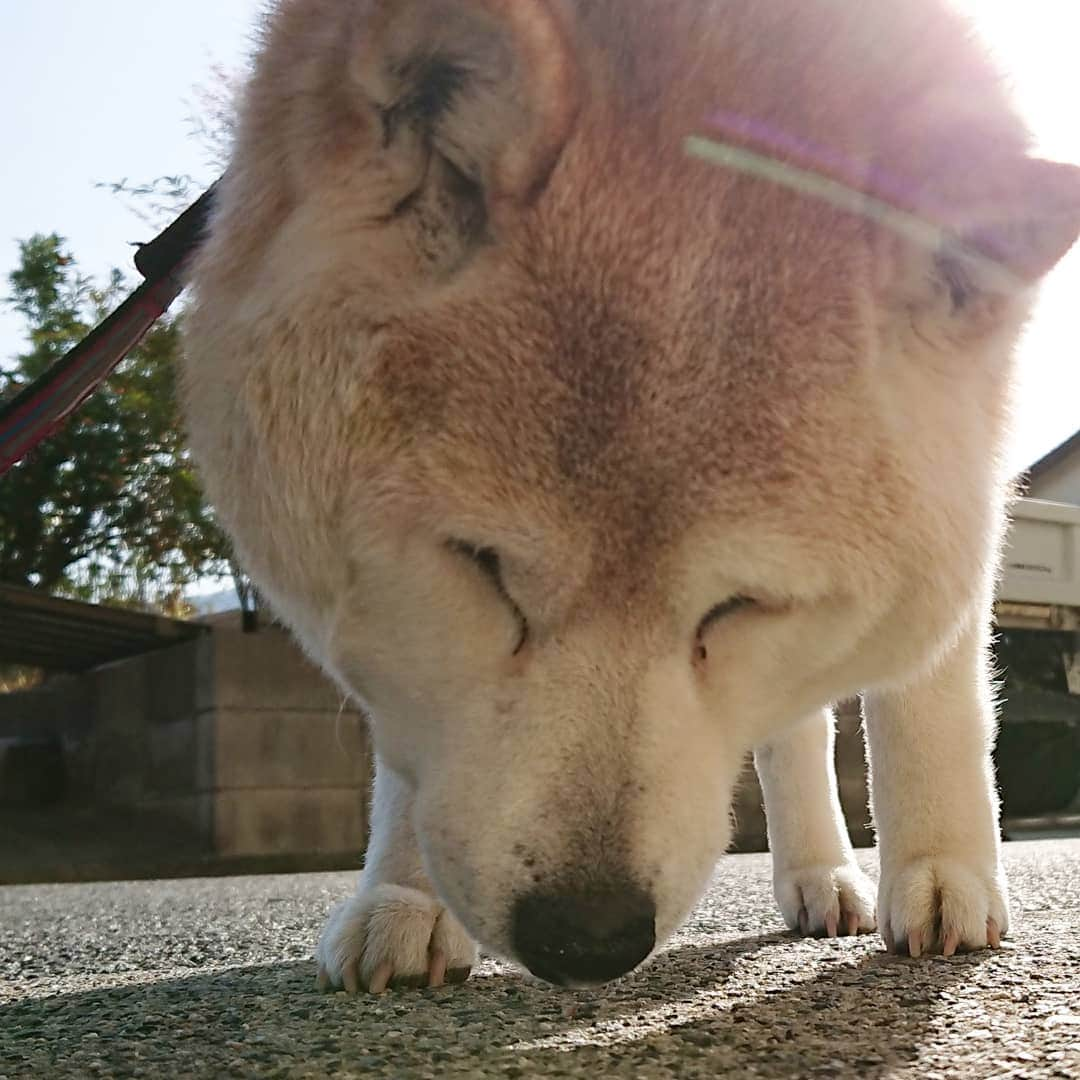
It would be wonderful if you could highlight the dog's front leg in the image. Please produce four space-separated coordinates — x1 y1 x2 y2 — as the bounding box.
863 620 1009 956
315 756 478 993
755 708 877 937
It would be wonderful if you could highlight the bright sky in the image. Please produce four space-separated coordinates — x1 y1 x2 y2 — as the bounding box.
1 0 1077 473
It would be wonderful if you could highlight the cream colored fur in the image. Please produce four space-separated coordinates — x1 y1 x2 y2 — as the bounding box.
181 0 1080 990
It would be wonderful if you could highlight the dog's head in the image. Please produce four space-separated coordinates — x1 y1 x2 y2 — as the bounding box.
183 0 1080 983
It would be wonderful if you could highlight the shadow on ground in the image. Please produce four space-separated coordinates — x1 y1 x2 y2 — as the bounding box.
1 931 1005 1078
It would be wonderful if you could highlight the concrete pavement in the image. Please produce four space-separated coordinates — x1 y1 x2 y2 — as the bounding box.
2 840 1078 1078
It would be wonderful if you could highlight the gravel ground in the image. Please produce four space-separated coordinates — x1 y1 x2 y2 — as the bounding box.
2 840 1078 1079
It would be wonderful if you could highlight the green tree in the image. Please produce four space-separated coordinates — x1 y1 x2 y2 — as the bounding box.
0 233 230 609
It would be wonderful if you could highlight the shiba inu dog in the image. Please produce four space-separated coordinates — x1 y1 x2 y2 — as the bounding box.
181 0 1080 991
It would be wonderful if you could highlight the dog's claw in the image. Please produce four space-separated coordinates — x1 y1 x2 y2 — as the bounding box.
428 949 448 988
798 906 810 936
368 962 394 995
942 928 960 957
846 912 860 937
987 918 1002 948
825 911 838 938
342 960 361 994
907 929 923 959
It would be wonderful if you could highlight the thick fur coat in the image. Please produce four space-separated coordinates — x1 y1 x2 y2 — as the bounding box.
182 0 1080 990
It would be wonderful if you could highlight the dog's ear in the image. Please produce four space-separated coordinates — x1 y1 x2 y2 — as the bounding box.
882 157 1080 331
349 0 578 207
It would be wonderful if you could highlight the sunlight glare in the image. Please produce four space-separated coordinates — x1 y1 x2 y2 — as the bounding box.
950 0 1080 472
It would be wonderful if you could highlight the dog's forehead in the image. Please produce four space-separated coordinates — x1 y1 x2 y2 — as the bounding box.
388 162 859 488
374 181 865 561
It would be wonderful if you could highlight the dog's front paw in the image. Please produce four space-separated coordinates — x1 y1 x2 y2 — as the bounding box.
879 854 1009 957
774 860 877 937
316 883 478 993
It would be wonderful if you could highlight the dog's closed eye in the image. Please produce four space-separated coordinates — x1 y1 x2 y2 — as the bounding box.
448 540 529 655
693 596 757 663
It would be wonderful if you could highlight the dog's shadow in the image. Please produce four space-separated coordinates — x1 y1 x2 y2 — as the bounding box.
0 931 1000 1077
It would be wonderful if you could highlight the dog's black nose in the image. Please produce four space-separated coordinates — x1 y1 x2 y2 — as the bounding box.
511 885 656 985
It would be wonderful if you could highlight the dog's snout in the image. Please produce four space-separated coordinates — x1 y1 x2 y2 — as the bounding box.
511 884 656 985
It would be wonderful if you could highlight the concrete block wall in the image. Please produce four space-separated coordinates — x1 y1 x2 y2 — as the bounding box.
144 625 373 858
0 675 92 806
3 623 375 861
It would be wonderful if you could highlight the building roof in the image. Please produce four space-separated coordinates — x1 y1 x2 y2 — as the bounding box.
0 584 208 671
1027 428 1080 482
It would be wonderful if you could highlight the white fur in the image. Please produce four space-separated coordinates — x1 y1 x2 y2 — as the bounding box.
865 622 1010 954
754 710 877 936
317 761 478 990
